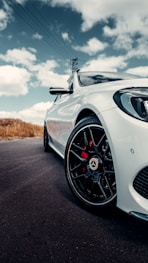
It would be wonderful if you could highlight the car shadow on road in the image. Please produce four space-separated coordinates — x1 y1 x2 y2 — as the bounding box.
58 174 148 245
47 150 148 247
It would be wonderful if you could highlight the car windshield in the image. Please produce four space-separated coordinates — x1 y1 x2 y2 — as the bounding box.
78 71 137 86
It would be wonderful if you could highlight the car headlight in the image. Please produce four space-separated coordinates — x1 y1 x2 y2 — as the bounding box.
113 87 148 122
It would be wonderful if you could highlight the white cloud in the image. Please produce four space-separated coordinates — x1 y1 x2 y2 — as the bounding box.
61 32 71 43
38 71 68 87
0 65 31 97
0 101 53 125
0 47 37 68
43 0 148 35
34 60 69 87
32 32 43 40
19 102 53 125
42 0 102 31
73 37 108 55
0 9 6 20
82 54 127 72
14 0 28 4
103 8 148 38
0 47 69 93
41 0 148 61
113 34 133 51
126 37 148 59
0 110 18 119
0 0 13 31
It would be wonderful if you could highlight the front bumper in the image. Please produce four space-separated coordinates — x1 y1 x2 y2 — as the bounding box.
101 107 148 221
129 211 148 221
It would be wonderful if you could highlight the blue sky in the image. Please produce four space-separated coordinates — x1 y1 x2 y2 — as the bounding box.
0 0 148 125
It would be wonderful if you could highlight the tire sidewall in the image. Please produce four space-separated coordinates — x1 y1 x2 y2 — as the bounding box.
65 116 116 209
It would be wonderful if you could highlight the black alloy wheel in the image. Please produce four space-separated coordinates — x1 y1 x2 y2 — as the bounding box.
65 117 116 210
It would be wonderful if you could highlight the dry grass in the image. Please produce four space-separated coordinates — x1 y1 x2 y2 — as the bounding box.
0 118 43 141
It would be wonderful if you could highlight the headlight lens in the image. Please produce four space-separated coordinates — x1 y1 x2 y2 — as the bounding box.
113 87 148 122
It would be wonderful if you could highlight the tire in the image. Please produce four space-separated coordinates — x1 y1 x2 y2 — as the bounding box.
65 117 116 210
43 126 51 152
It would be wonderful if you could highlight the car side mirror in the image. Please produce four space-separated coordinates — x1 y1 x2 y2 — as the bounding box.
49 87 72 95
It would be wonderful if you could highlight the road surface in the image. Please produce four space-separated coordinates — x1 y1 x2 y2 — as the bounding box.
0 138 147 263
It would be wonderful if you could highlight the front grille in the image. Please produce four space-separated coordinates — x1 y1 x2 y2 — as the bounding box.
133 167 148 199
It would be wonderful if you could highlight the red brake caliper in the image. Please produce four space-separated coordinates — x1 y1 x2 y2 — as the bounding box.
80 140 93 173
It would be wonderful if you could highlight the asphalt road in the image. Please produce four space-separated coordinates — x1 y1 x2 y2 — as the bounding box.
0 138 147 263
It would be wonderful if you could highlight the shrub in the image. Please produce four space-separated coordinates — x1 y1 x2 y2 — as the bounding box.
0 118 43 140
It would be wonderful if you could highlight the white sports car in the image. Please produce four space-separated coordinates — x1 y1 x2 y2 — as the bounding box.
44 69 148 221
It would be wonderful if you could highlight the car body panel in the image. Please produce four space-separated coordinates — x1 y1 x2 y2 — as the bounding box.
101 108 148 215
44 70 148 220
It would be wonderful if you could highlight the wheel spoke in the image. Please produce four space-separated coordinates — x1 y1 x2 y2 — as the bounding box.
104 170 114 174
71 173 85 180
83 130 89 147
89 128 98 153
104 176 114 196
66 119 116 207
97 181 107 199
70 163 81 172
70 150 88 163
96 134 106 149
72 143 85 151
89 127 107 154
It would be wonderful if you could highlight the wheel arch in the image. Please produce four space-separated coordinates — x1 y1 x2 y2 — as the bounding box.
75 109 101 126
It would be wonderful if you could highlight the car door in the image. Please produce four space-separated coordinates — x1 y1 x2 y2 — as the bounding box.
46 85 81 155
